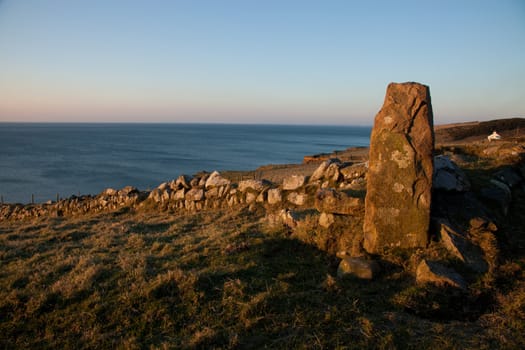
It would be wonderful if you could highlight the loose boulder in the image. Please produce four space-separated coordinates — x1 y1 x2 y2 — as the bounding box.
494 167 523 188
433 155 471 192
363 82 434 253
337 257 380 280
416 259 467 290
480 180 512 215
438 221 488 273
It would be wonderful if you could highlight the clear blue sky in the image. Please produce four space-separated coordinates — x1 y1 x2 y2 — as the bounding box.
0 0 523 125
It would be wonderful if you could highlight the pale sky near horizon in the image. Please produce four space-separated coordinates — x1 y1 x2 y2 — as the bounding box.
0 0 524 125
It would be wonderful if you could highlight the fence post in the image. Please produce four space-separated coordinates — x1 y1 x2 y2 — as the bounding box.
57 193 59 202
31 194 34 204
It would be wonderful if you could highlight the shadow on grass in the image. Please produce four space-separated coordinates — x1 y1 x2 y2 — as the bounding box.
130 222 173 234
192 236 410 348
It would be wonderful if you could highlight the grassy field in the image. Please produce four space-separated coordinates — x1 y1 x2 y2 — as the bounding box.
1 198 524 349
1 133 525 348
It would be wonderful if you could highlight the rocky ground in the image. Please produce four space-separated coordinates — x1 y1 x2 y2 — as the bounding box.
0 118 524 349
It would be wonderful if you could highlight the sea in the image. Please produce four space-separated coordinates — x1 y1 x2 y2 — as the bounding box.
0 123 371 204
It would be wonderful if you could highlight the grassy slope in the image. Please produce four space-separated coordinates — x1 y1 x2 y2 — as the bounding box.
1 199 524 348
1 126 525 349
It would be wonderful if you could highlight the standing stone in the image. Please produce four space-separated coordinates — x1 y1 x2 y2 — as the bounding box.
363 82 434 253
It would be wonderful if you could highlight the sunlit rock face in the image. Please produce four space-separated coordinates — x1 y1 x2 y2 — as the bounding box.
363 82 435 253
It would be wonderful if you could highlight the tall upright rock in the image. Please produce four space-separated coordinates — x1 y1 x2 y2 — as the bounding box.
363 82 434 253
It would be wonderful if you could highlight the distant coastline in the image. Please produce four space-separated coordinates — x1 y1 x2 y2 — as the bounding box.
0 123 371 204
2 118 523 204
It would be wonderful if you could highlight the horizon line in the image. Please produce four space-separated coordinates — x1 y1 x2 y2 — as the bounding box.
1 115 523 127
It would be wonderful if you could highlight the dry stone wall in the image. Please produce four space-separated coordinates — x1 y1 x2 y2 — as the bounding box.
0 161 368 222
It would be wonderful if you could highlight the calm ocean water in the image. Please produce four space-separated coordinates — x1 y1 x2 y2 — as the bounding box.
0 123 371 204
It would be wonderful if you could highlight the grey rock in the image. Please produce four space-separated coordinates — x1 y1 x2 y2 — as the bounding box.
245 192 257 204
310 158 341 182
337 257 380 279
218 185 230 198
238 179 266 193
157 182 169 191
175 175 192 189
340 163 367 181
173 189 186 201
439 221 488 273
267 188 282 205
283 175 307 191
266 209 299 228
148 189 162 203
185 188 205 202
494 167 523 188
325 163 341 182
286 192 308 206
198 173 210 187
119 186 138 196
433 155 471 192
102 188 118 196
315 188 363 215
480 180 512 215
190 177 200 188
168 180 178 191
256 191 266 203
205 171 231 189
416 259 467 290
206 187 220 198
